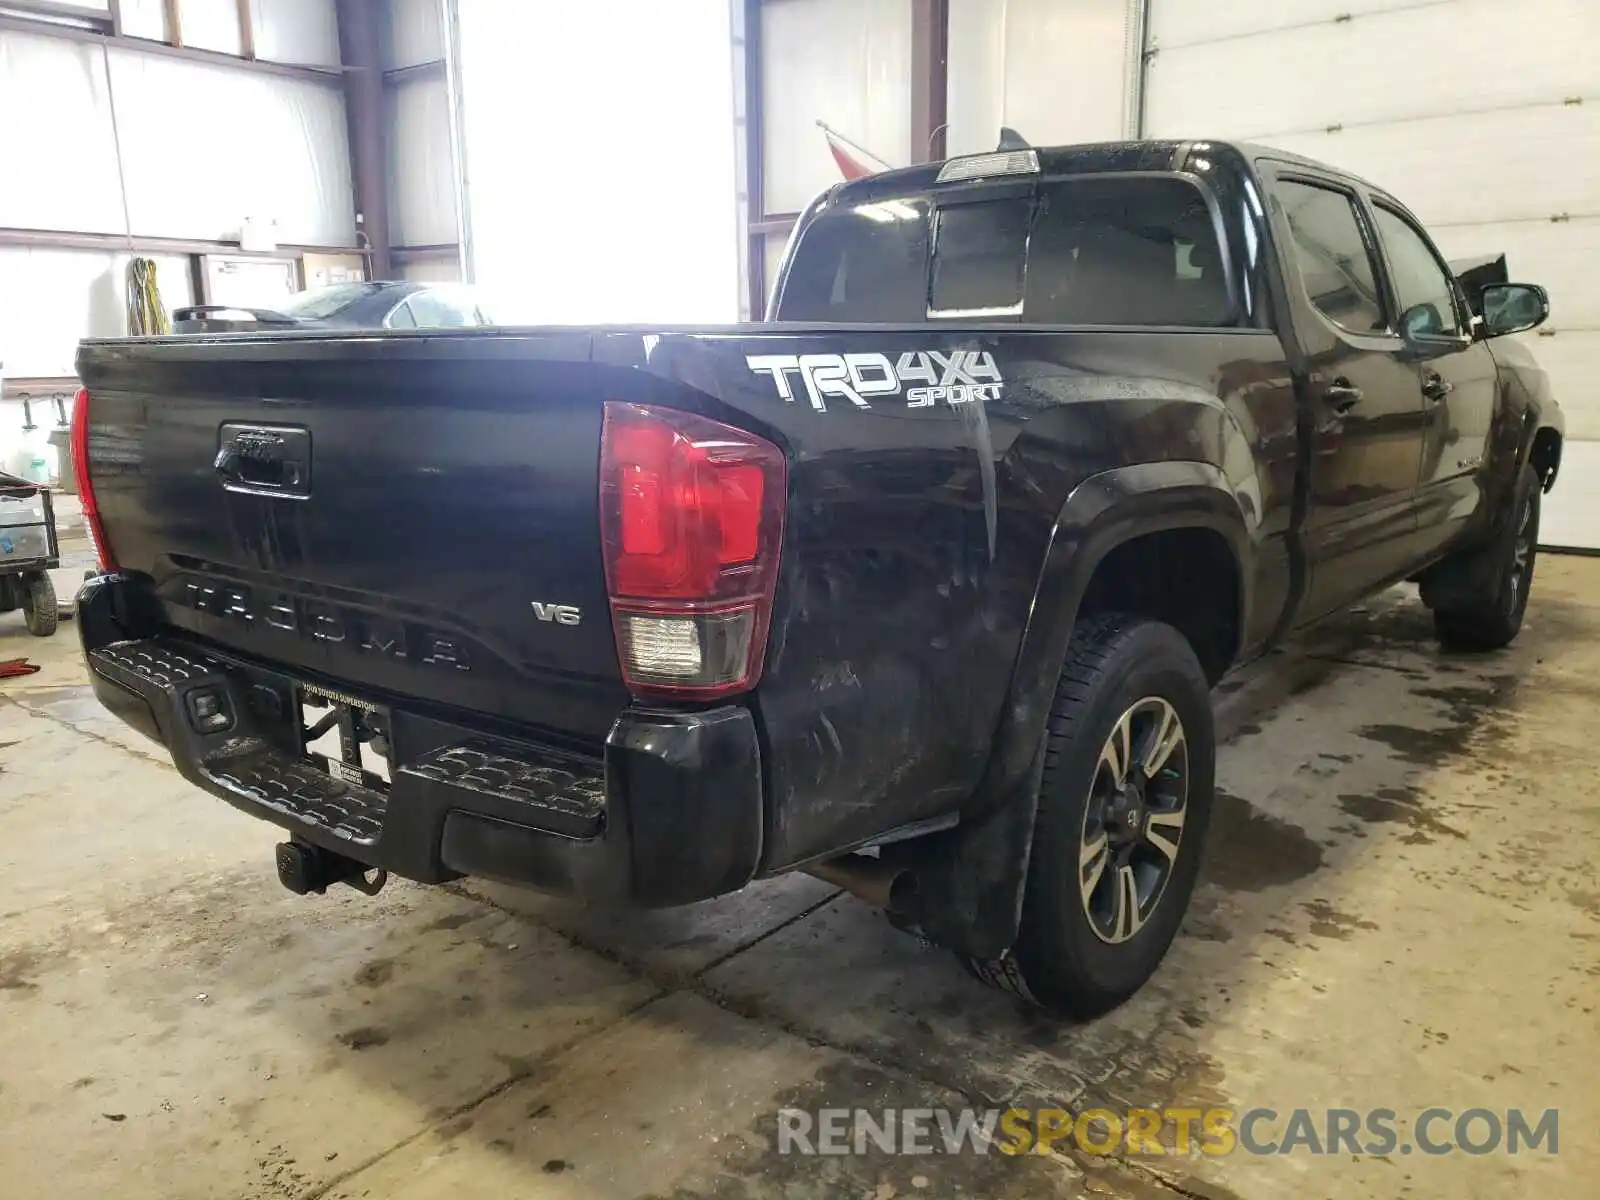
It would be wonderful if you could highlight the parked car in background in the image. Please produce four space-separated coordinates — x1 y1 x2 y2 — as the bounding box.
172 281 493 333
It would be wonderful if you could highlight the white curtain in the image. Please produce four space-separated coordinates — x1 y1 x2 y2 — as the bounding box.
457 0 741 325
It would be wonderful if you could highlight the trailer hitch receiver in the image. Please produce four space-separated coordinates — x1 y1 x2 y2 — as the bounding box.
275 840 388 896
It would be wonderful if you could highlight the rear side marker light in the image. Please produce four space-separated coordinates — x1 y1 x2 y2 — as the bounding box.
600 403 786 701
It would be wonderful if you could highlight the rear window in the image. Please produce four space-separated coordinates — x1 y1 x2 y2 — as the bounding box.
929 198 1031 317
279 283 383 320
776 199 931 323
775 176 1233 327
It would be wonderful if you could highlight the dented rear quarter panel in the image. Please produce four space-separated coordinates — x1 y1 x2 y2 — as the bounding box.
632 326 1299 871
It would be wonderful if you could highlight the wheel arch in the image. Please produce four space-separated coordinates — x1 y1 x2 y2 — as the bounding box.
894 461 1251 960
1528 423 1562 493
990 461 1252 795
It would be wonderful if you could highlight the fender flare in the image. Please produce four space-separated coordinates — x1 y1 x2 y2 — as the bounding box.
1521 417 1563 491
901 461 1252 960
1475 400 1563 552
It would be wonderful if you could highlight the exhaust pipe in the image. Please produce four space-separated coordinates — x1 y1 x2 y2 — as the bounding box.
803 853 915 912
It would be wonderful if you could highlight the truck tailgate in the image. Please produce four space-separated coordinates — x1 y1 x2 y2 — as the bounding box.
78 332 630 745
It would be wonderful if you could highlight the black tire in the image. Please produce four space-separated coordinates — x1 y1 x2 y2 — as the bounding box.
964 613 1214 1018
1433 465 1539 652
22 572 58 637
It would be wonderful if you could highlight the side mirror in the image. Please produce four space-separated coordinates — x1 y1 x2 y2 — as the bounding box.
1479 282 1549 338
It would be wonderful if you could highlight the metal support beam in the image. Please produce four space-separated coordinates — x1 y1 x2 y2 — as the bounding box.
0 11 340 84
3 376 79 402
0 226 367 259
1126 0 1151 138
4 0 111 26
438 0 474 282
740 0 766 319
391 242 460 265
750 213 799 237
160 0 181 44
335 0 392 278
910 0 948 163
383 58 445 85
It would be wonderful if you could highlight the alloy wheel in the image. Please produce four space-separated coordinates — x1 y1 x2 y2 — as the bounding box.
1078 697 1190 944
1508 497 1535 609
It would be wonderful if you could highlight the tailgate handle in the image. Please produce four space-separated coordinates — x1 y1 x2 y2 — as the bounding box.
216 424 311 497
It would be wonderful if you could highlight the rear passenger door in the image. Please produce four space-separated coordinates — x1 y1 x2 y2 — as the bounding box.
1263 168 1430 622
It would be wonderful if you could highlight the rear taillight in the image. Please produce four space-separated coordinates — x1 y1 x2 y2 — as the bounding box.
600 402 785 700
69 387 117 573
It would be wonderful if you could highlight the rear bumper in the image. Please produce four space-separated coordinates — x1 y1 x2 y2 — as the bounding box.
77 575 765 906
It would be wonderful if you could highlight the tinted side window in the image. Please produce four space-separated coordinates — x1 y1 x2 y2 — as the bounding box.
387 300 417 329
407 290 476 328
1372 205 1460 338
775 200 931 322
1025 177 1232 326
929 198 1030 317
1275 180 1385 333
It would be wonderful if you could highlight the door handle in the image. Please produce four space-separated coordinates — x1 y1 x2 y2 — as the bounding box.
215 423 312 496
1421 372 1454 403
1325 379 1363 414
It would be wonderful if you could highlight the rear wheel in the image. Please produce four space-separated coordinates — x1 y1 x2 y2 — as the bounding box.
965 614 1214 1018
1433 465 1539 651
22 572 57 637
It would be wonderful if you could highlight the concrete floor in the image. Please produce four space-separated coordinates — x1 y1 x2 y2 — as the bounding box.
1 551 1596 1200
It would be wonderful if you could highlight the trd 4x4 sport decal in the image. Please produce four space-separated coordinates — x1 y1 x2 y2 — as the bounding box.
746 350 1004 412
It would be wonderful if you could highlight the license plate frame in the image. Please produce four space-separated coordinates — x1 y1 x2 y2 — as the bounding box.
295 683 393 791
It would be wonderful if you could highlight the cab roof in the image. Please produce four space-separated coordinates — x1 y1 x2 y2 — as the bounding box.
824 139 1384 207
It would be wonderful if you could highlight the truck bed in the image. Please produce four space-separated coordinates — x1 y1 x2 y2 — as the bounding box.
76 322 1292 882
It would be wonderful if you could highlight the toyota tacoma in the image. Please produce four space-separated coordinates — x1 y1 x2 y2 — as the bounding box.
72 140 1562 1016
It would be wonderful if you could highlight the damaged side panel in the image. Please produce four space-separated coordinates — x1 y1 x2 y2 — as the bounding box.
651 327 1295 876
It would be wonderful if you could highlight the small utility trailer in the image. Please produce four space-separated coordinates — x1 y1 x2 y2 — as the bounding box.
0 472 60 636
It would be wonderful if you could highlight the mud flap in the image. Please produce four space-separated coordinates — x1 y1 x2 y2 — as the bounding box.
884 740 1047 961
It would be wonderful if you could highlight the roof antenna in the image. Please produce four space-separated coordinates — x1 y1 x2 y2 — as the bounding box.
997 127 1030 151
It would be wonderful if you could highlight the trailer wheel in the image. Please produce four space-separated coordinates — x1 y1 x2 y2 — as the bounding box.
963 613 1214 1018
23 571 58 637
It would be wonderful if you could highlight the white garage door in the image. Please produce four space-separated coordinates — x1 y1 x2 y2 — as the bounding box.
1144 0 1600 548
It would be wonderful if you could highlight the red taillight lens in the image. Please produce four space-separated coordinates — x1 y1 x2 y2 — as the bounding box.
69 387 117 573
600 403 785 700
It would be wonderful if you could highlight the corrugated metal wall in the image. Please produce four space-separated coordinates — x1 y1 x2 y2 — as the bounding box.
948 0 1139 154
746 0 1137 316
0 4 353 378
1143 0 1600 547
384 0 463 280
0 0 352 482
761 0 913 215
107 52 353 244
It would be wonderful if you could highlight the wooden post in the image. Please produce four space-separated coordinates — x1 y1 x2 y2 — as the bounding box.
237 0 255 59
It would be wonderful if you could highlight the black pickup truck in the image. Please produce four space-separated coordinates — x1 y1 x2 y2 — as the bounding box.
73 140 1562 1016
